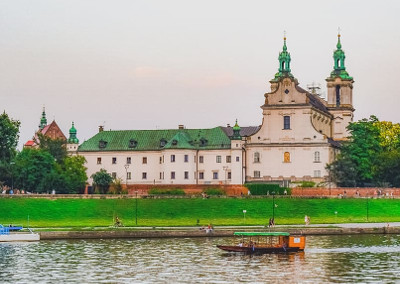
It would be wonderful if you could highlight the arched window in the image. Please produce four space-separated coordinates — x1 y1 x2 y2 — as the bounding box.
284 152 290 163
282 61 285 70
336 85 341 106
337 59 340 68
314 151 320 162
254 152 260 163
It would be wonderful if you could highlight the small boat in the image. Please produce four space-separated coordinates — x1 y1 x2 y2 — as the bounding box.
217 232 305 253
0 224 40 242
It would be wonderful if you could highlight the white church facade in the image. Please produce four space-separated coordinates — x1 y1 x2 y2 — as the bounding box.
76 34 354 186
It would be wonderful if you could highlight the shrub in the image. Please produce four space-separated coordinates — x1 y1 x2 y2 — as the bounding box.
203 188 226 196
244 183 290 195
148 188 185 195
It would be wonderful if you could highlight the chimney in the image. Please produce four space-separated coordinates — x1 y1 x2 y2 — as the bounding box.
227 124 231 127
178 125 184 130
99 125 104 132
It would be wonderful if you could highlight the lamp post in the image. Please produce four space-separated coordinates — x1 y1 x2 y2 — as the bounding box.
272 191 276 221
124 164 129 190
10 162 15 192
135 190 138 225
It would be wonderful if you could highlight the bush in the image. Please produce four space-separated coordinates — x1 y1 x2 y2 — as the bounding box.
148 188 185 195
203 188 226 196
244 183 290 195
294 181 316 188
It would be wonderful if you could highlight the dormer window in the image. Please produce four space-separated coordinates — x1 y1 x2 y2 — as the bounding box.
99 140 107 149
200 138 208 147
160 139 167 148
172 139 178 146
129 139 138 148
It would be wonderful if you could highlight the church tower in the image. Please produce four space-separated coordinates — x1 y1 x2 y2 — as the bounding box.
326 33 355 140
39 107 47 130
67 122 79 154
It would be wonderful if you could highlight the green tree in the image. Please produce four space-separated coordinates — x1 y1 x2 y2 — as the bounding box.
91 169 113 194
36 133 67 163
0 111 20 162
13 148 55 193
0 111 21 187
327 116 400 187
58 155 87 194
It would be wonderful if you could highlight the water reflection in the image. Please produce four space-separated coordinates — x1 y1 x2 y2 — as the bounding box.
0 235 399 283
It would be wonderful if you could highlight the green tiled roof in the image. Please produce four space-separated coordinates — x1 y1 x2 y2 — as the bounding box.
78 127 232 152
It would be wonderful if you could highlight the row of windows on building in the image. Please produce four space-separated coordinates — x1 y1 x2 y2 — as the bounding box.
112 171 232 180
252 170 322 178
98 155 240 165
253 151 321 163
99 151 321 165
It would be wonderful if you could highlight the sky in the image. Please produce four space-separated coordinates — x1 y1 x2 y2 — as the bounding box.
1 0 400 148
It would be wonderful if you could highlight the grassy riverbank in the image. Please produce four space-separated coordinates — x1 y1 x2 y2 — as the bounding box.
1 197 400 228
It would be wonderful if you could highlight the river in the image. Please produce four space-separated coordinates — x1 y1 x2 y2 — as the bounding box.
1 234 400 283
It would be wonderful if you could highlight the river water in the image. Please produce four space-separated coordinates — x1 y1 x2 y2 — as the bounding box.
1 234 400 283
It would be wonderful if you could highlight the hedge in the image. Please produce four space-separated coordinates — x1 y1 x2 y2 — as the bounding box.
244 183 290 195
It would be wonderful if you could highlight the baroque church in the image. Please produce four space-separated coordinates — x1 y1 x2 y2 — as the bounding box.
77 34 354 186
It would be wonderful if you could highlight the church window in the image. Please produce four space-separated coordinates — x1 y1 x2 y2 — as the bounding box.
127 157 131 164
184 155 189 162
142 157 147 164
171 171 176 179
142 172 147 179
336 85 341 106
97 157 102 164
112 157 117 164
282 61 285 70
283 152 291 163
314 170 321 178
184 171 189 179
159 157 162 164
314 151 321 162
226 156 231 163
127 172 131 180
227 172 232 179
254 152 260 163
216 156 222 163
199 172 204 180
171 155 175 162
284 116 291 129
236 156 240 162
254 171 261 178
213 172 219 179
199 156 204 163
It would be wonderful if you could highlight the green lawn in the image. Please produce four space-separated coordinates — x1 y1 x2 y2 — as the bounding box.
1 197 400 228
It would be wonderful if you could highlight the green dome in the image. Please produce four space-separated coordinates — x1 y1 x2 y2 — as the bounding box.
68 122 79 144
271 36 295 82
232 119 241 140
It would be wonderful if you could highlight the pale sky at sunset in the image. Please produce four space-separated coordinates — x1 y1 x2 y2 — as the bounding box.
1 1 400 148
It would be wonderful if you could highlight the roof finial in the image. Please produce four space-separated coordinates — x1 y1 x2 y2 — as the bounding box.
283 30 287 51
336 27 342 50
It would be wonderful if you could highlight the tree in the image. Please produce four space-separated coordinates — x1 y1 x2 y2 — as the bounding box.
91 169 113 194
0 111 20 162
13 148 55 193
58 155 87 194
327 115 400 187
0 111 21 187
36 133 67 163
